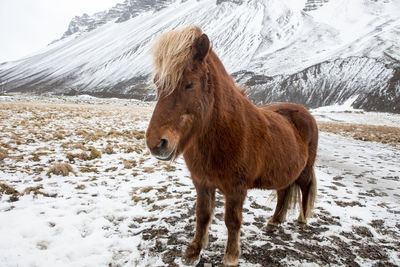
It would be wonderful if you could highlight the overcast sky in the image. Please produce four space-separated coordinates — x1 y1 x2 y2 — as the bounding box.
0 0 121 63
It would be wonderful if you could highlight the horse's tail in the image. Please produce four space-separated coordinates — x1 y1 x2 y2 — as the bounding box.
305 168 317 218
271 181 301 223
286 182 301 214
298 167 317 223
268 166 316 226
282 166 317 223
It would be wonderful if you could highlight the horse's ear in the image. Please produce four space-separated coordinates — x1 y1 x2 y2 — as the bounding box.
194 34 210 62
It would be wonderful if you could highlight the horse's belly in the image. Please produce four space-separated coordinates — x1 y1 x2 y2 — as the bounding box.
250 139 308 190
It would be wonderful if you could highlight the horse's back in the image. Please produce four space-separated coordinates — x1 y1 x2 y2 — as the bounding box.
259 102 318 164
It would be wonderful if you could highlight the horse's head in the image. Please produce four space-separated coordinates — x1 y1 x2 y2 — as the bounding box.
146 26 211 161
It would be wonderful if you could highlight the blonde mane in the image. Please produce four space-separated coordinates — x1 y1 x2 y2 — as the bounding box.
152 26 203 98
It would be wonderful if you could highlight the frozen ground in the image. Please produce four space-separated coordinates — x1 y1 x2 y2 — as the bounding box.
0 96 399 266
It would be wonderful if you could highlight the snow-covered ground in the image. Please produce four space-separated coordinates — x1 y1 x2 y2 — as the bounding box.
0 96 399 266
311 99 400 127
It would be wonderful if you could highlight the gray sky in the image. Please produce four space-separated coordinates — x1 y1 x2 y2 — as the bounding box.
0 0 121 63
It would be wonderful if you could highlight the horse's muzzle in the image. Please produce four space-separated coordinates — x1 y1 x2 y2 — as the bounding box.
146 137 176 161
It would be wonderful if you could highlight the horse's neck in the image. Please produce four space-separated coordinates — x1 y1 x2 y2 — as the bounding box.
201 54 260 139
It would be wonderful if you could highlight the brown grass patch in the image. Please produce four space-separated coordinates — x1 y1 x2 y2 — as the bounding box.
121 144 143 154
23 185 57 197
163 164 176 172
0 183 19 195
140 186 154 193
66 147 100 162
123 159 137 169
105 167 118 172
55 132 64 140
79 152 90 161
75 184 86 190
73 144 87 151
47 163 76 177
66 153 75 163
131 195 144 202
318 122 400 146
132 130 145 140
29 152 48 162
143 167 155 173
0 149 8 161
104 144 115 154
0 142 11 149
88 146 101 160
0 183 20 202
80 167 99 173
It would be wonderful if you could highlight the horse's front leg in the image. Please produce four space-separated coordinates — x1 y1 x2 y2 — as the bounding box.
223 190 246 266
183 182 215 265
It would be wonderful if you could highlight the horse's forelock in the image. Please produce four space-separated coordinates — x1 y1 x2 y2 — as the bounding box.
152 26 203 98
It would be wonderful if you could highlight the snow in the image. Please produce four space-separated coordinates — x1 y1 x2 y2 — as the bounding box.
311 98 400 127
312 95 360 112
0 95 399 266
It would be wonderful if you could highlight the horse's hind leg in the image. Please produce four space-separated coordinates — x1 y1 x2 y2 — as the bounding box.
183 182 215 265
295 165 317 226
267 185 297 231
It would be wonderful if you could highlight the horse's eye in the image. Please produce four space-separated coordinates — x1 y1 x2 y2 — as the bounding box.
185 82 194 90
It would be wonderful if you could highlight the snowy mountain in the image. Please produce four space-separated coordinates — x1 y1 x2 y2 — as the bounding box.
237 57 400 113
0 0 399 112
57 0 173 41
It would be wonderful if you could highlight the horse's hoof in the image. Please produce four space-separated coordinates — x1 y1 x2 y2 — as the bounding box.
182 244 201 266
266 217 281 232
223 253 239 266
265 224 278 233
296 220 307 229
182 256 200 266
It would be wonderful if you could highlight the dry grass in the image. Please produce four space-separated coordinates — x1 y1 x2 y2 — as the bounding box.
0 149 8 161
23 185 56 197
1 101 153 193
66 147 101 163
0 183 20 202
132 130 145 140
141 186 154 193
143 167 155 173
66 153 75 163
80 167 99 173
121 144 144 154
104 144 115 154
123 159 137 169
88 146 101 160
0 183 19 195
318 121 400 146
163 165 176 172
29 152 48 162
105 167 118 172
75 184 86 190
47 163 76 177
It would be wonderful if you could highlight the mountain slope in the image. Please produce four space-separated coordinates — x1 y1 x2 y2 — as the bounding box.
0 0 399 112
236 57 400 113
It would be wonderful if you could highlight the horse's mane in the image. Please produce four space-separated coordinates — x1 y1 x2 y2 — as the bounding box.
152 26 203 98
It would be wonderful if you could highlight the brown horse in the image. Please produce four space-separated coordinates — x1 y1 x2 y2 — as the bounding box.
146 26 318 266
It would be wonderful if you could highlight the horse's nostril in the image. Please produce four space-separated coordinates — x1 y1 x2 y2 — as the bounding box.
159 138 168 151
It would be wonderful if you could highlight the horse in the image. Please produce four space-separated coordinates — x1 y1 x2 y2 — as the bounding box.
146 26 318 266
